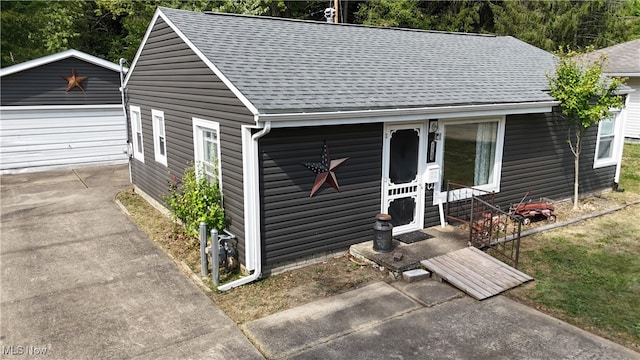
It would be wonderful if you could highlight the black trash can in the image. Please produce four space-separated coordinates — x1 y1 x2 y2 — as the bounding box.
373 213 393 252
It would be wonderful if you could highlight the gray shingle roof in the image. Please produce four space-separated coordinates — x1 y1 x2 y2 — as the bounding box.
581 39 640 75
159 7 556 114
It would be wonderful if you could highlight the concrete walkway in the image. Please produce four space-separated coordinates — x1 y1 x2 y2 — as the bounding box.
244 281 639 360
0 165 262 359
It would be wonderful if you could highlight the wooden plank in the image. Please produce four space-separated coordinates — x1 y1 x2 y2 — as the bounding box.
430 256 504 294
421 247 533 300
426 255 502 299
457 248 532 285
446 249 524 288
468 247 533 281
421 259 490 300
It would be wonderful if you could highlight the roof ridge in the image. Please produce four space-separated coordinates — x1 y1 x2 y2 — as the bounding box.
194 8 496 38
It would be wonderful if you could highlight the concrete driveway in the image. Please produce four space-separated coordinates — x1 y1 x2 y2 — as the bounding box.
0 165 262 359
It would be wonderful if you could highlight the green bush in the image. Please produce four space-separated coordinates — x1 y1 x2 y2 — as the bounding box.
164 165 225 236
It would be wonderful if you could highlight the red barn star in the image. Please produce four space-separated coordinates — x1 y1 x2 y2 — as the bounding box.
303 142 348 197
62 69 88 92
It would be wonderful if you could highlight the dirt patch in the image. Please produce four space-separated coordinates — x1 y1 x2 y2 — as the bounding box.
116 188 388 324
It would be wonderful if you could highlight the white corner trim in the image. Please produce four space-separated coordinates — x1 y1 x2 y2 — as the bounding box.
1 49 125 77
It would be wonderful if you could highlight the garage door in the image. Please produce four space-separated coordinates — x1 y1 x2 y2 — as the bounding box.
0 105 128 173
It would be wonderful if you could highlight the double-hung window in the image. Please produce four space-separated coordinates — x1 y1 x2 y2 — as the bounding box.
130 106 144 162
593 112 620 168
152 109 167 166
192 118 222 187
434 117 505 203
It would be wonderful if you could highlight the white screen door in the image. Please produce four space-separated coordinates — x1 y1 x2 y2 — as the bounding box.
382 123 426 235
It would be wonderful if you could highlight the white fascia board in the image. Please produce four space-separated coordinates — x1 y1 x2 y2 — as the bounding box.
0 49 124 77
606 73 640 77
1 104 123 111
124 8 259 117
258 101 558 128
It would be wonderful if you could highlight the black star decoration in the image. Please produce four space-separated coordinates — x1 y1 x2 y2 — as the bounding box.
303 141 348 197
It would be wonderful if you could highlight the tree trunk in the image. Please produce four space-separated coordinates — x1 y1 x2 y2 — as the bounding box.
573 152 580 210
573 129 582 210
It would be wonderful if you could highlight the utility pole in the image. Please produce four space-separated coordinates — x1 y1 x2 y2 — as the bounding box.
334 0 339 23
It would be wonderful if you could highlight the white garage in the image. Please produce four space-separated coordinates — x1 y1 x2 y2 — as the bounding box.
0 49 128 173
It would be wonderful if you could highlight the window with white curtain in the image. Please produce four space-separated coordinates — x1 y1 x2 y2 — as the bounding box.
435 117 504 202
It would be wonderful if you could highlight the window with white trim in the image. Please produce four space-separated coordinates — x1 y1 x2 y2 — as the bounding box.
434 117 505 203
130 105 144 162
593 112 620 168
152 109 167 166
192 118 222 186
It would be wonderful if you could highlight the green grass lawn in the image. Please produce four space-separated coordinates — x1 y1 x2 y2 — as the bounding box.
508 142 640 351
620 142 640 194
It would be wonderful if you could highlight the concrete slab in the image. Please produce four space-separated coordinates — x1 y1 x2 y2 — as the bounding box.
0 165 262 360
350 226 468 273
391 279 464 307
242 282 421 359
286 294 640 360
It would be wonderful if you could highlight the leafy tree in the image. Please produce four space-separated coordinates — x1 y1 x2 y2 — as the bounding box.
355 0 430 28
491 0 640 52
547 49 625 209
1 1 48 67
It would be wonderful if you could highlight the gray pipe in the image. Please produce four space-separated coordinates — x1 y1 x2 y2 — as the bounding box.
211 229 219 287
200 222 208 277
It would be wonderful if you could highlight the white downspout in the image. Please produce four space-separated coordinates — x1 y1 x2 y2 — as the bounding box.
119 58 132 184
614 96 630 186
218 121 271 291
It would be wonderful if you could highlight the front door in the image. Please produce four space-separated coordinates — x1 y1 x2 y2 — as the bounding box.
382 123 426 235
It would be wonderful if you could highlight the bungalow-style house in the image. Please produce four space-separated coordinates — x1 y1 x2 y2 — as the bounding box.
582 39 640 141
124 7 627 288
0 49 129 173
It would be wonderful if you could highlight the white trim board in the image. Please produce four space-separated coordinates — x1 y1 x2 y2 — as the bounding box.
0 49 126 77
257 101 557 128
124 8 259 116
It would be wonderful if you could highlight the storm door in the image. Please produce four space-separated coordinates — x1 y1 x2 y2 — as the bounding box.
382 123 427 235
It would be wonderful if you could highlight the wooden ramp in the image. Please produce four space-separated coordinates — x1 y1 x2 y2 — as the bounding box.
421 247 533 300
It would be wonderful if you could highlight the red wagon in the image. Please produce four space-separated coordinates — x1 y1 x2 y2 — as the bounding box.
510 193 557 225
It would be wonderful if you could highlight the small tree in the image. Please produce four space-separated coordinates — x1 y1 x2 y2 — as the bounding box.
548 49 625 210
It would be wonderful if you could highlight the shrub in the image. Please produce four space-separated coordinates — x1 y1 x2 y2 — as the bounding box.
165 165 225 236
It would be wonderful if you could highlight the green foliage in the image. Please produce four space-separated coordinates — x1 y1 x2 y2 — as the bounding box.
548 49 625 208
3 1 639 68
491 0 640 52
164 165 225 236
548 49 625 130
355 0 429 28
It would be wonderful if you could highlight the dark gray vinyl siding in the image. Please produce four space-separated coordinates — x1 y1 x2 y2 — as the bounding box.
1 58 121 106
422 110 616 227
126 18 253 261
496 110 613 205
259 124 383 270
